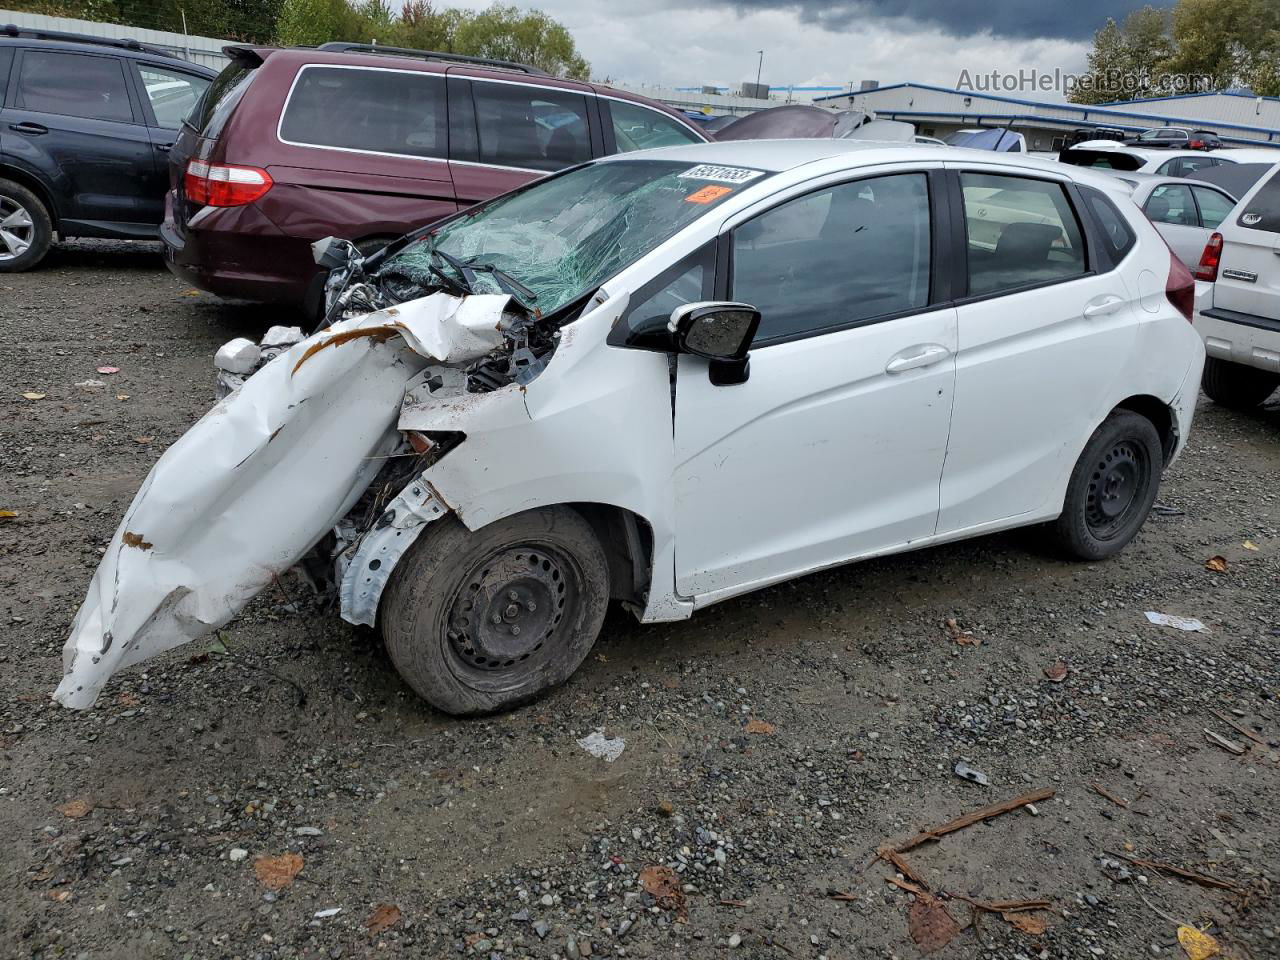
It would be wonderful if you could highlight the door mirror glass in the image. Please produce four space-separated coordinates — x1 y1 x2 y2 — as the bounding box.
670 301 760 361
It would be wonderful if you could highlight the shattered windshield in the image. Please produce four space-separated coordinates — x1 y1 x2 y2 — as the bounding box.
378 160 765 315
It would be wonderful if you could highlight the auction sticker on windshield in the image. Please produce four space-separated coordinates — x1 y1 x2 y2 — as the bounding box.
678 164 766 184
685 185 734 204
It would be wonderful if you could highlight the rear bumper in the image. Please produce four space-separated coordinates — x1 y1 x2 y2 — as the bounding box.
161 191 318 304
1193 304 1280 374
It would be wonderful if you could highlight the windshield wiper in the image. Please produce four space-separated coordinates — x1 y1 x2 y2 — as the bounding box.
464 260 538 306
429 249 473 296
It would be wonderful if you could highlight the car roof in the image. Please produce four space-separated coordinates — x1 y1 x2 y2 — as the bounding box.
593 138 1135 190
0 26 215 72
1101 170 1238 199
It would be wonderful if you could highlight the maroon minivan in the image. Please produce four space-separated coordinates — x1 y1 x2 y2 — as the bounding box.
162 42 709 310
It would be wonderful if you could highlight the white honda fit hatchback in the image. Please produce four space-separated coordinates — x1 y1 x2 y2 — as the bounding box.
59 141 1206 715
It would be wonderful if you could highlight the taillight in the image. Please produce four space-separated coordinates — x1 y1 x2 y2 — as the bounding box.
1188 139 1204 149
1194 232 1222 282
1166 250 1195 322
184 160 273 207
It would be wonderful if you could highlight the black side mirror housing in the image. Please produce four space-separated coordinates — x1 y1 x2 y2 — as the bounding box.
311 236 361 270
669 301 761 385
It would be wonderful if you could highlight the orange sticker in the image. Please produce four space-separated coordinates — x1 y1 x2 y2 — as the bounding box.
685 185 733 204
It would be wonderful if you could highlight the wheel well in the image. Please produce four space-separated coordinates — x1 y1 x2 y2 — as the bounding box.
0 165 58 229
1113 394 1176 464
567 503 654 613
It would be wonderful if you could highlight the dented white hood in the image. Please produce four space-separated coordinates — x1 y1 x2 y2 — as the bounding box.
55 292 511 709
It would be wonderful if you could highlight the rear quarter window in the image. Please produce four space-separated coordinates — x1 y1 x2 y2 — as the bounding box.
1079 185 1136 264
280 65 447 158
190 60 256 138
1237 168 1280 233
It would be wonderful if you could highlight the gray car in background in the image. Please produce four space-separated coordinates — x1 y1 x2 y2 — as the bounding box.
1109 172 1238 268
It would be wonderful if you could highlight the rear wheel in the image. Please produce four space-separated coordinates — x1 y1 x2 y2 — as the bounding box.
1052 411 1162 561
0 179 52 272
380 507 609 715
1201 356 1280 409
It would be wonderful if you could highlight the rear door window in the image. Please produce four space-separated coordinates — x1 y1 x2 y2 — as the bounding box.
135 65 211 129
960 173 1086 297
1237 168 1280 232
280 65 446 159
608 100 702 152
1144 184 1197 226
1191 186 1235 229
471 81 590 171
15 51 134 122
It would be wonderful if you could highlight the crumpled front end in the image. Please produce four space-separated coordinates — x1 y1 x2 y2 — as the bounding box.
55 293 516 709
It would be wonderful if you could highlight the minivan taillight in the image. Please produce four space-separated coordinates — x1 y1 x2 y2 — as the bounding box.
1194 232 1223 281
184 160 273 207
1167 250 1195 322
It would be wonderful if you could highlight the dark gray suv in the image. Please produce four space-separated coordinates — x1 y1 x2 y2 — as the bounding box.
0 25 214 271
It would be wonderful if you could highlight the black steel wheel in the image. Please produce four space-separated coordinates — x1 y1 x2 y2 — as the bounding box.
380 507 609 715
1052 410 1162 560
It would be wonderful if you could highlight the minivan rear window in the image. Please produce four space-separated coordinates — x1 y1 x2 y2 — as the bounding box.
1237 168 1280 233
279 65 447 159
189 60 255 138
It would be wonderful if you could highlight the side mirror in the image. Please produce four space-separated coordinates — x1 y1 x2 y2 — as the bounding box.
669 301 761 385
311 235 361 269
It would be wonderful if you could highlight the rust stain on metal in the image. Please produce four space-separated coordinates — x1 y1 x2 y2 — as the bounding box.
122 532 153 550
292 325 404 374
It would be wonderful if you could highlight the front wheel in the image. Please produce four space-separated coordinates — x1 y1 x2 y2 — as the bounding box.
1051 411 1162 561
380 507 610 715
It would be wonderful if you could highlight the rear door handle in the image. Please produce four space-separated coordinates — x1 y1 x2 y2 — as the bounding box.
9 122 47 135
1083 295 1125 318
155 143 172 153
885 343 951 374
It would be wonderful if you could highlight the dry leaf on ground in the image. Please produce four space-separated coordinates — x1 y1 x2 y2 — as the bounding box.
56 798 93 818
1204 555 1228 573
745 718 775 735
908 895 960 953
254 852 304 890
1177 925 1221 960
22 392 45 400
1003 911 1048 934
1044 659 1069 682
1242 540 1259 551
944 617 980 646
366 904 401 935
639 864 687 917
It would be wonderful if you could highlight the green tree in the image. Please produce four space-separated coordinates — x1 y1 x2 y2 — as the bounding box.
452 4 588 78
1070 6 1175 103
274 0 359 45
1072 0 1280 102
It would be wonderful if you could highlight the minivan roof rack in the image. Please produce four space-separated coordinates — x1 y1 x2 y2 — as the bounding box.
1 23 182 60
315 41 550 77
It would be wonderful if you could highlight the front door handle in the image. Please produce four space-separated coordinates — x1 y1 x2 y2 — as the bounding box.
9 122 48 135
1083 295 1125 318
885 343 951 374
155 143 172 153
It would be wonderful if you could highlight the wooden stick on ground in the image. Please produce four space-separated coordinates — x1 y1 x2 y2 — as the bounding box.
1106 851 1242 893
1210 709 1267 747
1091 782 1130 809
895 788 1056 853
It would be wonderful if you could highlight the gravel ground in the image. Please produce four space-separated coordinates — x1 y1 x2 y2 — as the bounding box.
2 240 1279 960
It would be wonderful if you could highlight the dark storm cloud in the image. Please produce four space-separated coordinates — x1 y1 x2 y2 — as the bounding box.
733 0 1156 40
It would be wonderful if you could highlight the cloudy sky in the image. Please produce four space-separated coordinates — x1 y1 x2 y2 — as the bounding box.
448 0 1156 99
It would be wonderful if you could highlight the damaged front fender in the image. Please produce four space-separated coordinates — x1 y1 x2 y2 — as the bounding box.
55 292 515 709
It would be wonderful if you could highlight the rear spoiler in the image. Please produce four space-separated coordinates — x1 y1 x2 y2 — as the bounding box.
222 45 269 67
1058 148 1143 171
